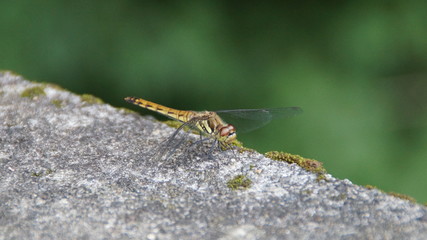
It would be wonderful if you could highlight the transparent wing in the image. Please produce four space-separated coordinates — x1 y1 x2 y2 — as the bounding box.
149 119 216 163
216 107 303 133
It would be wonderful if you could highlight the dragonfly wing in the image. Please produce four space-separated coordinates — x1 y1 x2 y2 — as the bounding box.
216 107 302 133
150 120 208 162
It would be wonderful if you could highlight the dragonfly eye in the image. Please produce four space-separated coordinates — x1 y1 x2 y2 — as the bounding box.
219 124 237 143
226 130 237 143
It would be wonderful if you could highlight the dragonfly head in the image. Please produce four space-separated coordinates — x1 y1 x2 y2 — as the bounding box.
219 124 237 143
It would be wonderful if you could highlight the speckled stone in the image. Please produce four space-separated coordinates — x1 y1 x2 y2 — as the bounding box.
1 72 426 240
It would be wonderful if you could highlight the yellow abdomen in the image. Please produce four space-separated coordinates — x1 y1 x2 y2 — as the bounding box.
124 97 192 122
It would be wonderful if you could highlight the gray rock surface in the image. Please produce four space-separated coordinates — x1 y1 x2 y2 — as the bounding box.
1 72 426 240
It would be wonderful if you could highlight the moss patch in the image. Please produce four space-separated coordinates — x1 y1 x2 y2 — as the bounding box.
42 82 67 91
119 107 136 114
365 185 417 203
365 185 377 190
51 99 63 108
265 151 326 180
231 139 245 149
31 169 54 177
388 192 417 203
21 86 46 99
227 175 252 190
80 94 104 104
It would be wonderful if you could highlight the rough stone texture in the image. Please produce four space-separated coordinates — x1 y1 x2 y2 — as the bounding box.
1 72 426 240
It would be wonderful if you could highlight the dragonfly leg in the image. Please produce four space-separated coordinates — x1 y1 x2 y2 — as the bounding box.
149 124 190 165
211 141 222 168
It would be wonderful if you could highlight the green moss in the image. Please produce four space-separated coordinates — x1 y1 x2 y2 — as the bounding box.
21 86 46 99
316 174 327 181
338 193 347 200
328 193 348 201
31 169 54 177
228 139 241 148
265 151 327 181
80 94 104 104
119 107 136 114
238 147 254 154
51 99 63 108
0 70 18 75
301 189 313 195
42 82 67 91
218 140 247 152
231 139 246 149
388 192 417 203
365 185 377 190
365 185 418 204
227 175 252 190
31 171 43 177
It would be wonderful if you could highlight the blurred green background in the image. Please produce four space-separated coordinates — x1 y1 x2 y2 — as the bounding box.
1 1 426 202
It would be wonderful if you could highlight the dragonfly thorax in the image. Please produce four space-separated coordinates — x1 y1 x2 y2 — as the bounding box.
193 111 237 143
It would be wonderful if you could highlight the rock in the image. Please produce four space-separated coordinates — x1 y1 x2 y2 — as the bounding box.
1 72 426 239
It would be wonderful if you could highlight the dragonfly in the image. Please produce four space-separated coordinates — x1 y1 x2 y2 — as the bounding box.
124 97 302 160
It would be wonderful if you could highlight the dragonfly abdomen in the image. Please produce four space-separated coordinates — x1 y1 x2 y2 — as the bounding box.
124 97 192 122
